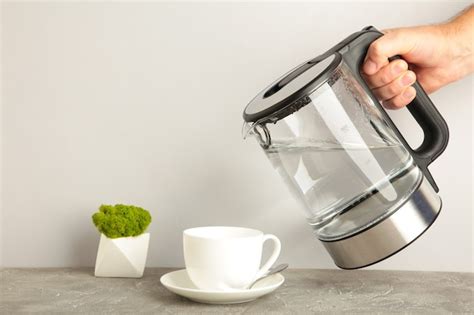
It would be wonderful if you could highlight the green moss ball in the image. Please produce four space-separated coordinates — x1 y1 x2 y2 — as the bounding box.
92 204 152 238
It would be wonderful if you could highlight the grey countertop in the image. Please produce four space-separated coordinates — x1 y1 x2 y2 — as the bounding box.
1 268 473 314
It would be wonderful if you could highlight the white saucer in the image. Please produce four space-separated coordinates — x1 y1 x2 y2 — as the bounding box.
160 269 285 304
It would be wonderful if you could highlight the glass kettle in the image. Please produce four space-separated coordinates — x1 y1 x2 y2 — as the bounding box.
242 26 449 269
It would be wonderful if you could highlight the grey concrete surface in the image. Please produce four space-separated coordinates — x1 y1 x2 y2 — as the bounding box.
1 268 473 314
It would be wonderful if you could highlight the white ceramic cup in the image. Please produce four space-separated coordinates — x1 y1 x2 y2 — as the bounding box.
183 226 281 291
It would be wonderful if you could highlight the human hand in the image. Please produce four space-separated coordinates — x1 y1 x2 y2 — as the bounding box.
362 7 473 109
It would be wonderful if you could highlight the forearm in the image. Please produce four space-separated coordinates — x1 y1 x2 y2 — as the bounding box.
440 5 474 79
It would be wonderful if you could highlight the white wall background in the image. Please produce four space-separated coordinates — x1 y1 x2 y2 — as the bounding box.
0 2 3 267
1 1 472 271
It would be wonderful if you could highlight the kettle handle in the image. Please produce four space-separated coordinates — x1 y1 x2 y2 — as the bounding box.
343 27 449 192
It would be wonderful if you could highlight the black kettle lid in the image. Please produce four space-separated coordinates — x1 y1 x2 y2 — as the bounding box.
243 52 341 123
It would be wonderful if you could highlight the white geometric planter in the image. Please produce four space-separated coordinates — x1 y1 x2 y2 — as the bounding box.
94 233 150 278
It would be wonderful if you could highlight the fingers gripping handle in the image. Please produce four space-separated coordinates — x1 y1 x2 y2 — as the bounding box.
255 234 281 279
342 27 449 192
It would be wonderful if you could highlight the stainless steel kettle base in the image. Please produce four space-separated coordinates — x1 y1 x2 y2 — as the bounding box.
321 176 441 269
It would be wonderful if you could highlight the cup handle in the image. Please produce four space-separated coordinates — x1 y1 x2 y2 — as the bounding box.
255 234 281 279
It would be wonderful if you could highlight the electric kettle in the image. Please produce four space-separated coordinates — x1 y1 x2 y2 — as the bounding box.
242 26 449 269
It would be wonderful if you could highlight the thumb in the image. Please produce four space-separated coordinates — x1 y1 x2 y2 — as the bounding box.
363 28 417 75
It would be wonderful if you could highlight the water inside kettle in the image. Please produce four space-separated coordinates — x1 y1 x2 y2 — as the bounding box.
265 138 422 240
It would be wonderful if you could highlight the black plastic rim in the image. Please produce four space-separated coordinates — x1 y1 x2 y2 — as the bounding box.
243 53 342 123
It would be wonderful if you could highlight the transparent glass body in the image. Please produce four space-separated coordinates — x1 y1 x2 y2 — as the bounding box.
245 61 422 241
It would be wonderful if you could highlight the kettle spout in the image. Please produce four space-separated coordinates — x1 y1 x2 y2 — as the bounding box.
241 121 256 140
241 121 271 149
